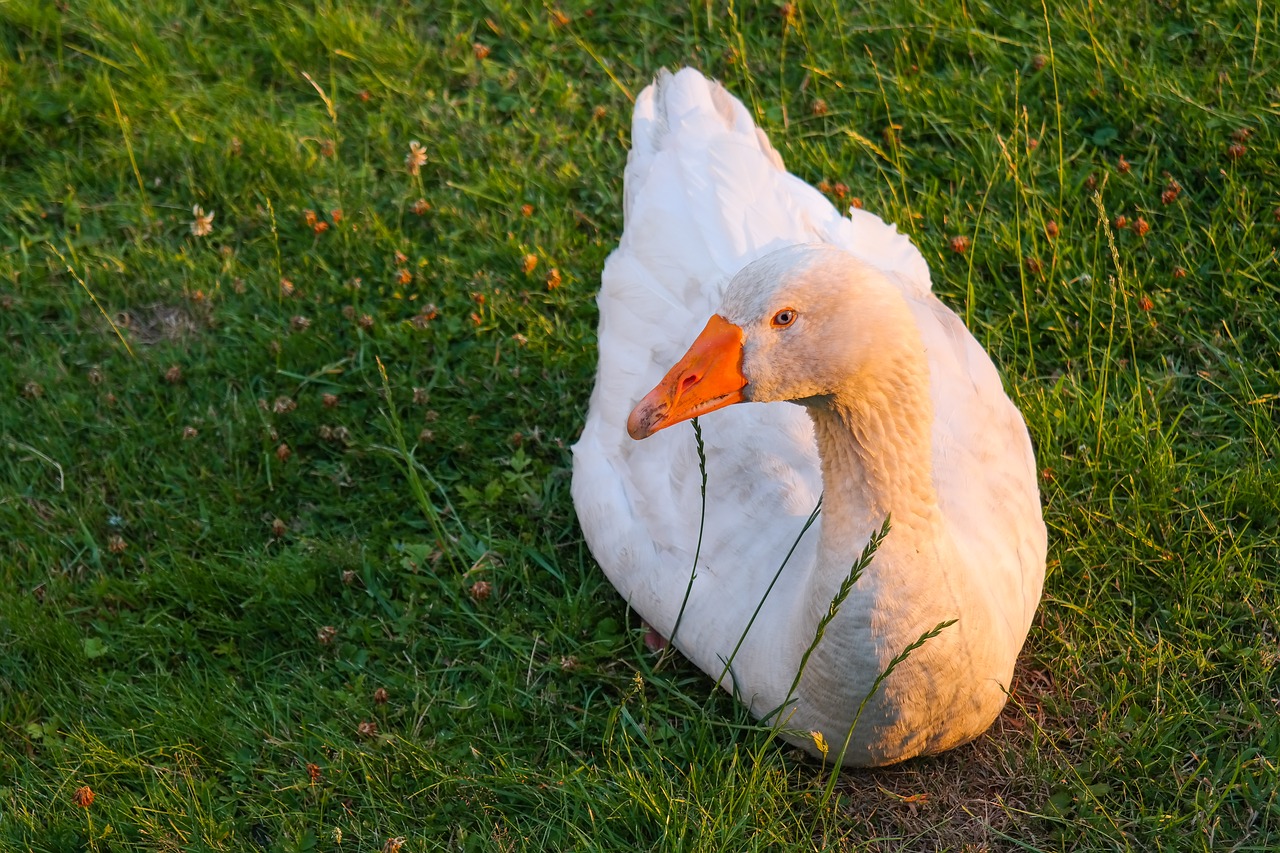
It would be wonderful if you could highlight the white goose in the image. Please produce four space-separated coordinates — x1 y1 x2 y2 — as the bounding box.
571 68 1046 767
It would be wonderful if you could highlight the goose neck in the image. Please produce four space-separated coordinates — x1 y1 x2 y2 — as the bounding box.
807 357 938 553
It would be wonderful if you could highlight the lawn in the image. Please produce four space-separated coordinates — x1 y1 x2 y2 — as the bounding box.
1 1 1278 850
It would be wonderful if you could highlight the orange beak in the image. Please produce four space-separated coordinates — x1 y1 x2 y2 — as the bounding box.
627 314 747 440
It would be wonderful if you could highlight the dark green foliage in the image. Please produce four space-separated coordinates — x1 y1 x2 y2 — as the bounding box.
1 1 1278 850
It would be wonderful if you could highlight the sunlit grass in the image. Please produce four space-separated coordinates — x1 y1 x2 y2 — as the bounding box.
1 1 1278 850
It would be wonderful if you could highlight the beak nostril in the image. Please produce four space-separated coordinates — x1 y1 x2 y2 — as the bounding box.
680 373 699 393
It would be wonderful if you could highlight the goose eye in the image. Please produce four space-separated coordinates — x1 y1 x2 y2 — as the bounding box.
771 309 797 328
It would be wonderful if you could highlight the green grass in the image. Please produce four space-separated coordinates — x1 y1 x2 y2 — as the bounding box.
2 1 1278 850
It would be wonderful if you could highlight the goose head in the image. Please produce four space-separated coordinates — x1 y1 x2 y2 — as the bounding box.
628 243 914 440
